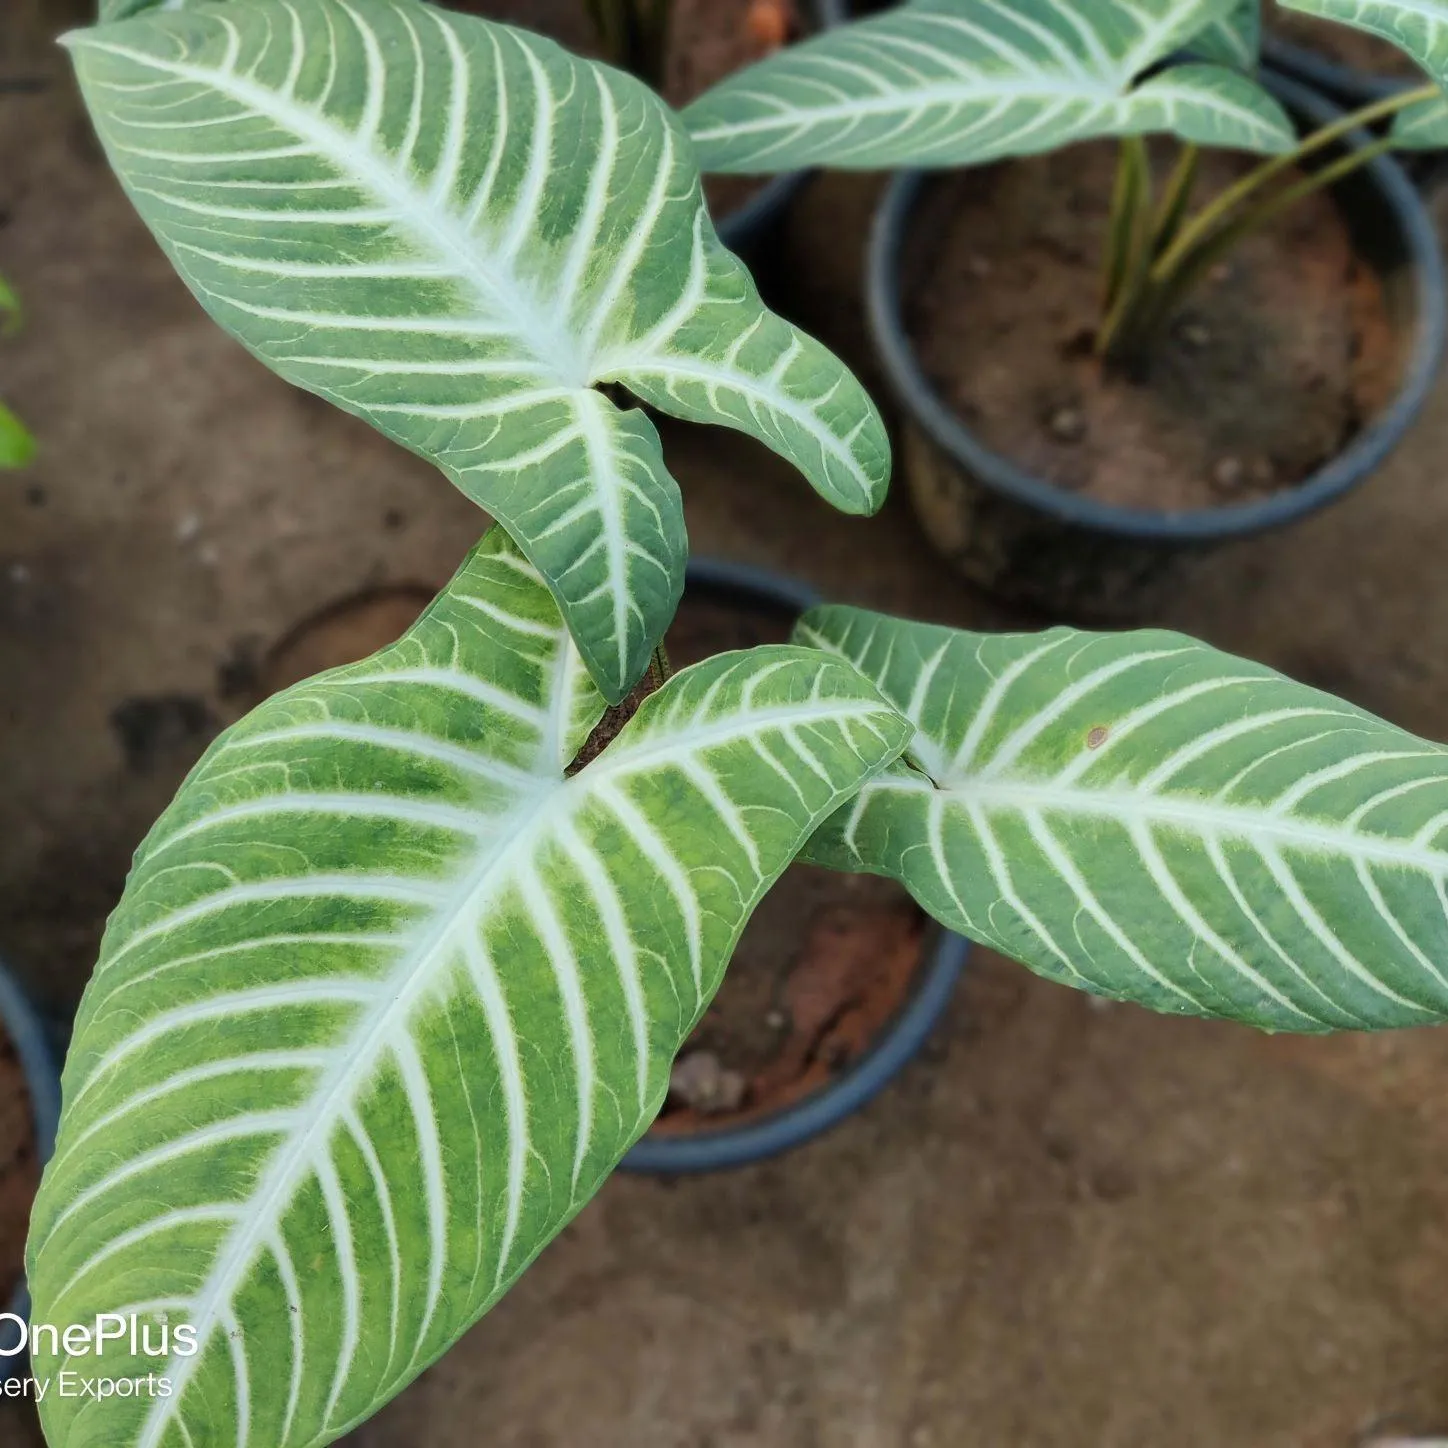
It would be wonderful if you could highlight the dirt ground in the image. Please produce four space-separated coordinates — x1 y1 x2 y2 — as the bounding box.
7 7 1448 1445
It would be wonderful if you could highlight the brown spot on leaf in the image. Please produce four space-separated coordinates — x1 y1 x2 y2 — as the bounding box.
1086 725 1109 749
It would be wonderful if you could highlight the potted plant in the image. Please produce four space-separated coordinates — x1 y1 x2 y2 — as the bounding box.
621 558 968 1172
233 556 970 1174
686 0 1448 615
26 2 1448 1444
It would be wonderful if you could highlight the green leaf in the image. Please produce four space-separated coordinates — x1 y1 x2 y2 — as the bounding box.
1394 86 1448 144
27 528 909 1448
0 272 20 334
66 0 888 704
0 402 36 468
1190 0 1261 67
98 0 179 18
684 0 1295 174
795 606 1448 1033
1278 0 1442 83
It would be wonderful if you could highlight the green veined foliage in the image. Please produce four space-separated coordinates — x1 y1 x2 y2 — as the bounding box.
683 0 1294 175
66 0 888 704
1191 0 1261 67
795 606 1448 1033
1394 88 1448 145
1280 0 1447 85
1283 0 1448 150
26 529 909 1448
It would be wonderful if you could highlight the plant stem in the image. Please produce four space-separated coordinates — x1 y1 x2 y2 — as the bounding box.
582 0 672 87
649 641 673 688
1149 142 1199 253
1095 136 1155 361
1096 143 1196 363
1100 134 1152 314
1150 82 1436 287
1096 84 1434 366
1145 132 1396 335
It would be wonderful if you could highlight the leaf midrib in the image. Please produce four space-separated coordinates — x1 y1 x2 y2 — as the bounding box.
686 75 1126 142
128 690 882 1443
938 775 1448 874
129 773 556 1448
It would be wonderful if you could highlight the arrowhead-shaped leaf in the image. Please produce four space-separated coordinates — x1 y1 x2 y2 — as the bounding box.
1279 0 1445 83
66 0 888 703
1190 0 1261 67
796 606 1448 1033
684 0 1294 174
27 530 909 1448
1269 2 1447 147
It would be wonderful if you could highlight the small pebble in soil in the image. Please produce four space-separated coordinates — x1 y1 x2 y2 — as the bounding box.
8 563 29 585
669 1050 747 1115
1046 406 1086 443
176 512 202 543
1250 456 1276 486
1211 455 1246 495
764 1009 787 1031
1179 319 1212 349
1208 262 1233 285
966 253 993 278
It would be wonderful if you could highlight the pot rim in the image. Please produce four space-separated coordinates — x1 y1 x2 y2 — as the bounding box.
622 924 967 1175
0 957 61 1349
865 68 1447 544
620 557 969 1175
1261 31 1408 106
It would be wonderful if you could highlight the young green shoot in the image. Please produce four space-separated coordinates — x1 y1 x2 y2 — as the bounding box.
1094 81 1440 367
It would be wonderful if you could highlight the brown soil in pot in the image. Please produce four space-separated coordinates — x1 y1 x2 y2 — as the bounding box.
649 587 928 1137
651 870 927 1133
1268 3 1423 79
450 0 805 224
904 140 1398 514
0 1023 38 1310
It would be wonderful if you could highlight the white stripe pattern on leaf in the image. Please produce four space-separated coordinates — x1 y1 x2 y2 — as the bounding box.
797 605 1448 1033
29 529 909 1448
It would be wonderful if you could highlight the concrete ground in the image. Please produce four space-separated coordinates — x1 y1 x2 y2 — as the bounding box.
7 7 1448 1444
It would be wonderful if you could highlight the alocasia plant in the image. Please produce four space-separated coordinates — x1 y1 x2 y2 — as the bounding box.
684 0 1448 362
26 1 1448 1445
66 0 885 701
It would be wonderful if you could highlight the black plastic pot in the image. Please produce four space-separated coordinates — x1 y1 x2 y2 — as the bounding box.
867 70 1447 618
713 0 848 256
0 956 61 1379
1262 31 1407 110
620 558 969 1174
